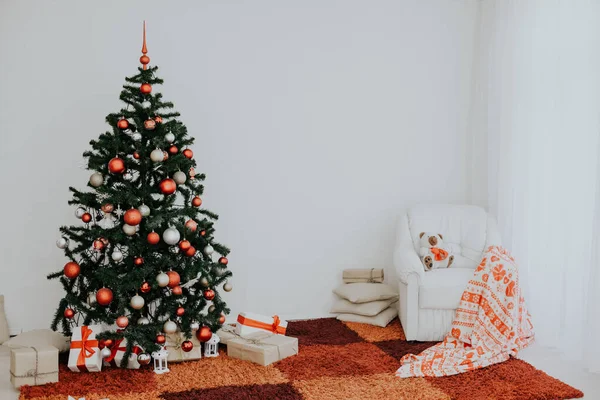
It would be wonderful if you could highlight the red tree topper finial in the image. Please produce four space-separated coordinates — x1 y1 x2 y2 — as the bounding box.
140 21 150 69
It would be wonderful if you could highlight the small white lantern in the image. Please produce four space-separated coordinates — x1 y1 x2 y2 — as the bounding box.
151 347 170 374
204 333 220 358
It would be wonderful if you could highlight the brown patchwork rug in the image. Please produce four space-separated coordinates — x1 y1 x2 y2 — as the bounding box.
20 318 583 400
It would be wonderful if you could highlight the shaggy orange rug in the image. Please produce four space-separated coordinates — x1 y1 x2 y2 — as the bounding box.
20 318 583 400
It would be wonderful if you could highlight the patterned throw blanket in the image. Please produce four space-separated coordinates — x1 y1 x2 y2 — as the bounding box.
397 246 535 377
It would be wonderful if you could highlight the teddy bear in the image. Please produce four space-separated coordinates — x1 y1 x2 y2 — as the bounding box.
418 232 454 271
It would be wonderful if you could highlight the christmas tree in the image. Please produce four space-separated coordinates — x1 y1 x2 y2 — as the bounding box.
49 23 233 365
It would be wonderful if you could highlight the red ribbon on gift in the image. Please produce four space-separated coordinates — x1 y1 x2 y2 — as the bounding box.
105 338 142 365
70 326 98 372
237 314 286 334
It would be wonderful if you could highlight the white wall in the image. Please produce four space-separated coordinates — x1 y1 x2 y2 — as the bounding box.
0 0 479 332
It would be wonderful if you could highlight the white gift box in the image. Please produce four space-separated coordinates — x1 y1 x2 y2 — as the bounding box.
102 337 143 369
67 325 103 372
235 312 287 338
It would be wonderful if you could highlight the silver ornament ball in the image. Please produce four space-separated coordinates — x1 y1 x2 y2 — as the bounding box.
111 250 123 262
138 204 151 217
163 320 178 334
150 148 164 163
204 245 214 255
123 224 137 236
130 295 145 310
56 237 68 249
101 348 112 359
89 172 104 188
156 272 170 287
200 277 209 287
173 171 186 185
75 207 86 219
190 322 200 331
223 282 233 292
137 353 151 365
162 227 181 246
165 132 175 143
208 305 216 313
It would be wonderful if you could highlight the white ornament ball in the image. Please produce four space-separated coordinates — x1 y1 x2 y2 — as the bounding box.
123 172 133 181
156 272 170 287
132 132 142 141
200 277 209 287
162 227 181 246
122 224 137 236
165 132 175 143
56 237 68 249
190 322 200 331
223 282 233 292
101 348 112 359
89 172 104 187
138 204 151 217
75 207 86 218
163 320 178 334
141 100 151 109
138 317 150 325
130 295 145 310
173 171 186 185
204 245 214 255
208 305 216 313
111 250 124 262
150 148 164 162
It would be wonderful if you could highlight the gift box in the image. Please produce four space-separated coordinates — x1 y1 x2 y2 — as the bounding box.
103 337 143 369
227 332 298 366
165 332 202 362
10 345 58 388
68 325 103 372
216 324 238 345
235 312 287 338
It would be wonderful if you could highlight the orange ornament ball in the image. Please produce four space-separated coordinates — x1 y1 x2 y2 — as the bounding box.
156 334 166 344
116 316 129 328
108 157 126 174
168 145 178 155
64 308 75 319
147 231 160 245
178 240 191 251
176 306 185 316
219 257 228 265
203 289 215 301
124 208 142 225
104 339 114 348
93 239 105 251
133 151 140 160
134 257 144 266
140 83 152 94
192 196 202 207
117 118 129 130
159 178 177 195
96 288 113 306
155 115 163 123
200 230 207 237
81 213 92 223
219 314 226 324
167 271 180 288
181 340 194 352
184 219 198 232
140 55 150 65
196 326 212 342
140 281 151 293
172 285 183 296
64 261 81 279
144 119 156 130
182 149 193 159
185 246 196 257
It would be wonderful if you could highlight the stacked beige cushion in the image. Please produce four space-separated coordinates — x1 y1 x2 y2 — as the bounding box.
331 281 399 327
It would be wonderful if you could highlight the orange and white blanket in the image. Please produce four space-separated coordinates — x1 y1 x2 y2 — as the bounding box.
396 246 534 377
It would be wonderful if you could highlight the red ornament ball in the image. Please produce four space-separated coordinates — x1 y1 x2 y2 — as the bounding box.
196 326 212 342
182 149 193 159
133 151 140 160
64 308 75 319
108 157 126 174
168 145 178 155
203 289 215 301
116 316 129 328
155 116 163 123
96 288 113 306
140 281 151 293
185 219 198 232
167 271 180 288
156 334 166 344
181 340 194 352
124 208 142 225
81 213 92 223
184 246 196 257
140 55 150 65
93 239 105 251
134 257 144 266
176 306 185 316
172 285 183 296
200 230 207 237
117 118 129 130
144 119 156 130
64 261 80 279
192 196 202 207
159 178 177 195
219 257 228 265
104 339 114 348
178 240 191 251
101 203 114 213
219 314 226 324
140 83 152 94
147 231 160 245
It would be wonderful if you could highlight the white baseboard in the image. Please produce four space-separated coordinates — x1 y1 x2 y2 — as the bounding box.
9 328 23 337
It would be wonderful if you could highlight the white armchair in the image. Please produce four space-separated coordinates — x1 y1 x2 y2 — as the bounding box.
394 204 501 341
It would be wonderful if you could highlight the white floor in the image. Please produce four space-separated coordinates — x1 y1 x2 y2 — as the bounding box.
0 343 598 399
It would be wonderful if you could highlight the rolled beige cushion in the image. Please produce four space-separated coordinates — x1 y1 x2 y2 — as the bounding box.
342 268 384 284
333 283 398 304
0 295 8 344
4 329 70 353
330 298 395 317
336 303 399 327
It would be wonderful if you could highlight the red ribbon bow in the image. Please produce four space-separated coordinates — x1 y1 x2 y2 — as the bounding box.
105 338 142 364
271 315 281 333
236 314 286 334
431 247 449 261
70 326 98 371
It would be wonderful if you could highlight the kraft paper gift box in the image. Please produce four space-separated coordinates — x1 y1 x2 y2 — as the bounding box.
102 337 143 369
235 312 287 338
10 345 59 388
342 268 384 283
227 332 298 366
216 324 239 345
68 325 103 372
165 332 202 362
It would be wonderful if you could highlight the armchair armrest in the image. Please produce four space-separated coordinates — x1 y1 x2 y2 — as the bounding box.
394 246 425 284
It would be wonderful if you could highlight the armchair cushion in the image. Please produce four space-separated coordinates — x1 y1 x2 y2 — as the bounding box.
418 268 474 310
